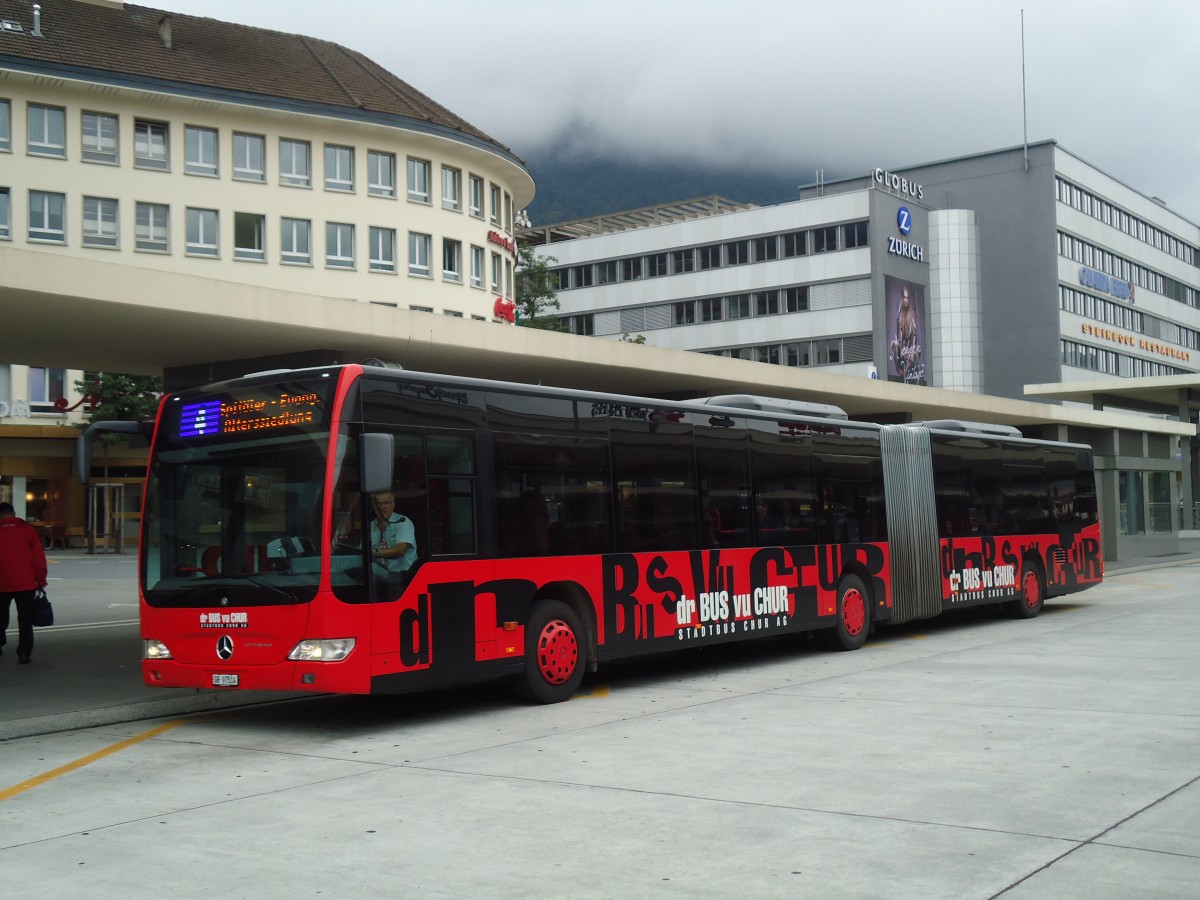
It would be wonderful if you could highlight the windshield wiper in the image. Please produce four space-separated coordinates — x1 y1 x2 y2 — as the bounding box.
167 576 297 603
221 574 299 602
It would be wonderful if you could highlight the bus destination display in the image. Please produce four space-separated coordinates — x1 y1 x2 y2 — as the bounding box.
178 393 321 439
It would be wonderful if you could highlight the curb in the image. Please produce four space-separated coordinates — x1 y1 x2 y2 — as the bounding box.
0 690 303 741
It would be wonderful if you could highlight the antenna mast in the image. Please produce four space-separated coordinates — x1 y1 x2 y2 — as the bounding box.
1021 9 1029 172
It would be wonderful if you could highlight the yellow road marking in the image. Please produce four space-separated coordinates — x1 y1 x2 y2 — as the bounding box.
0 720 186 802
576 684 610 699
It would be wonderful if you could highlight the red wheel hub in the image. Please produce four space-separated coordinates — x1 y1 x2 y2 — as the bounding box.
535 619 579 685
1023 571 1040 609
842 589 866 637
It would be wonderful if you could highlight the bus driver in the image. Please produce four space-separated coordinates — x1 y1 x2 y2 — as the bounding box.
370 491 417 574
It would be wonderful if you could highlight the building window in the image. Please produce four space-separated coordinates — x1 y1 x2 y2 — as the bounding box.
784 286 809 312
186 208 219 256
843 221 868 248
326 222 355 268
672 249 695 274
469 175 484 218
725 240 750 265
782 231 806 257
674 301 696 325
233 212 266 261
754 236 778 261
491 251 502 291
444 310 464 318
470 245 484 288
814 338 842 364
233 133 266 182
411 305 433 314
28 190 65 243
490 184 501 225
813 226 838 253
726 294 750 319
572 314 595 336
27 367 67 410
27 104 66 158
0 187 11 239
184 126 219 176
504 192 513 232
786 342 811 366
699 297 723 322
135 202 169 253
409 232 432 277
572 264 593 288
755 291 779 316
325 144 354 192
280 217 311 265
698 245 721 270
646 253 669 277
367 150 396 198
279 139 311 187
369 226 396 273
756 345 780 365
620 257 642 281
82 196 118 248
442 166 462 211
133 118 169 170
505 259 513 297
0 99 10 152
407 158 431 203
443 239 462 282
596 260 618 285
81 111 118 164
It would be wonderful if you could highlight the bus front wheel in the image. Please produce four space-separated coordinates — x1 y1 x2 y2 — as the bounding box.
1008 564 1044 619
515 599 586 704
820 575 871 652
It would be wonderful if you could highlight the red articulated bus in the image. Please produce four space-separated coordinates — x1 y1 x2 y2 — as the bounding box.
77 364 1103 703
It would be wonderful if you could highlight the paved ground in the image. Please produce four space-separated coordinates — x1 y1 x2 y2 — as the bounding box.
2 541 1199 740
1 545 1198 897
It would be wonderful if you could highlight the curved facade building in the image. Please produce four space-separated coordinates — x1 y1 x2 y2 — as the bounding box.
0 0 533 528
0 0 533 318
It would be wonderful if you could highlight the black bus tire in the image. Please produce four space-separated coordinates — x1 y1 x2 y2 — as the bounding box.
820 574 871 652
514 599 586 704
1008 563 1044 619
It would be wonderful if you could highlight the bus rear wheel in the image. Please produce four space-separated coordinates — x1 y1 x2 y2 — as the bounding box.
515 599 586 704
1008 564 1044 619
820 574 871 651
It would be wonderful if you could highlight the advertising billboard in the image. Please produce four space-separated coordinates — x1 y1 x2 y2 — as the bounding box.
885 275 927 385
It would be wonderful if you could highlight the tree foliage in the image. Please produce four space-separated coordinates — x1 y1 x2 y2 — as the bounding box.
515 244 567 331
74 372 162 428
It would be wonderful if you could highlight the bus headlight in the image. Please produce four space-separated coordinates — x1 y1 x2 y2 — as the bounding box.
287 639 356 662
144 640 173 660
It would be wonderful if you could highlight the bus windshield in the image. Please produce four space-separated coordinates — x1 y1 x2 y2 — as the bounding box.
141 376 341 606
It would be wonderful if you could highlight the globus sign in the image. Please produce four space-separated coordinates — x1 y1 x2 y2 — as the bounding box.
874 167 924 201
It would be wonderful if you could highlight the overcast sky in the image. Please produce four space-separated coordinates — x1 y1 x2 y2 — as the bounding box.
154 0 1200 223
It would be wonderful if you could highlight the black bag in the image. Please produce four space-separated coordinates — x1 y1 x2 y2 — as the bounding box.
33 588 54 628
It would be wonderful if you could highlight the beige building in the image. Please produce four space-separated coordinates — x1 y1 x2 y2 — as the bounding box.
1 0 534 531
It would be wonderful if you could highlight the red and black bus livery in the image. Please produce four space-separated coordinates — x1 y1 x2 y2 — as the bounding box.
78 364 1103 703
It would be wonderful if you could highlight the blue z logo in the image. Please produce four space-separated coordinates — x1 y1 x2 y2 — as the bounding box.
897 207 912 236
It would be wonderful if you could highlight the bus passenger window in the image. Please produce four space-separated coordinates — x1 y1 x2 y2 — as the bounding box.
426 433 476 555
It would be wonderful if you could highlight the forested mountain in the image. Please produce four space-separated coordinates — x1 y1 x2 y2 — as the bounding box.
522 152 821 226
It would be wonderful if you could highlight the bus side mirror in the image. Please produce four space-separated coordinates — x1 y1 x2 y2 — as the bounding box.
360 432 394 495
75 420 151 484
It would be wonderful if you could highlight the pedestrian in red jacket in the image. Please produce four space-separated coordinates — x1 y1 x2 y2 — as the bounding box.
0 501 48 664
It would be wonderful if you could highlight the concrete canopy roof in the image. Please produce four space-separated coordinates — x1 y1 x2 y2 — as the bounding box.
3 246 1193 439
1026 376 1200 422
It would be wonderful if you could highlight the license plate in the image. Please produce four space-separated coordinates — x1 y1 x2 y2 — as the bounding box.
212 674 239 687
